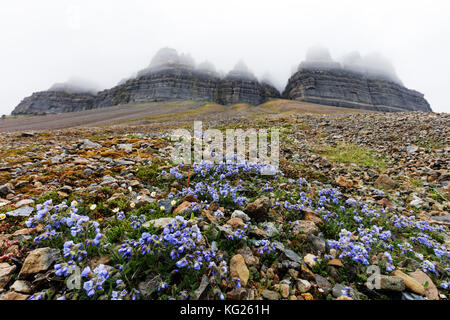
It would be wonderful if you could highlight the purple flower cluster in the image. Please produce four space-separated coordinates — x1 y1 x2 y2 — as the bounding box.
328 229 370 265
383 251 395 272
421 260 437 274
63 240 87 261
130 215 146 229
178 181 248 208
28 200 104 250
116 211 125 220
317 188 341 206
25 200 53 228
111 288 140 300
255 240 278 255
391 214 444 234
169 166 184 179
54 260 76 277
227 229 248 241
341 286 353 297
81 264 111 298
119 216 218 274
191 159 280 180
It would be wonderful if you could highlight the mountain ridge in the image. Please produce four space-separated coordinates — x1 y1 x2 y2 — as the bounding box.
11 47 432 115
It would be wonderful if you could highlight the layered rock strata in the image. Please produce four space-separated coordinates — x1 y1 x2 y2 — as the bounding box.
283 64 431 112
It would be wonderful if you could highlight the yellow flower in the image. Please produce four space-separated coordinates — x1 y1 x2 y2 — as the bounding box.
130 202 136 208
0 213 6 220
160 206 165 211
301 293 314 300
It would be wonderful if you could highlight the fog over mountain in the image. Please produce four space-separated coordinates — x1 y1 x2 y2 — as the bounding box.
197 61 219 77
226 60 258 81
49 76 100 94
299 46 403 84
1 0 449 114
260 72 277 87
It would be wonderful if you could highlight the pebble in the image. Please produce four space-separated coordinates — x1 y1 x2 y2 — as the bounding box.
409 270 439 300
378 275 406 292
230 254 249 287
6 206 34 217
315 275 333 295
0 263 16 290
10 280 32 294
142 217 174 229
304 254 317 268
244 196 271 222
391 270 425 296
18 247 61 278
82 139 101 149
276 243 302 264
297 279 311 293
14 199 35 208
261 289 279 300
231 210 251 222
0 291 30 300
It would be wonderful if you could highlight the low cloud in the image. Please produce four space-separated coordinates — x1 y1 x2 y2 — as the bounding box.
49 77 100 94
297 46 403 84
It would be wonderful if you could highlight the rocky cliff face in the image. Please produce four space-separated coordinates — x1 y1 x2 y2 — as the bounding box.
217 79 280 106
283 54 432 112
12 91 96 115
12 47 431 115
94 64 221 108
12 50 280 115
216 61 280 106
283 67 431 112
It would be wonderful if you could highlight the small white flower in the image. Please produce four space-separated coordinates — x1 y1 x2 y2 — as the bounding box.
0 213 6 220
160 206 165 211
90 204 97 211
130 202 136 208
151 192 156 198
71 200 78 207
128 186 132 192
113 207 120 213
171 200 177 206
136 196 142 201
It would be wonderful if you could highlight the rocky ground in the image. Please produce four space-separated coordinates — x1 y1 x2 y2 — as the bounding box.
0 107 448 300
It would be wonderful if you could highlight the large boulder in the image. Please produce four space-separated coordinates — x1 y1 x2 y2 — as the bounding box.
0 263 16 290
18 247 61 279
229 254 250 287
244 196 272 221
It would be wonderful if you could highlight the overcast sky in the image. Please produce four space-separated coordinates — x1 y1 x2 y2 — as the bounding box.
1 0 449 114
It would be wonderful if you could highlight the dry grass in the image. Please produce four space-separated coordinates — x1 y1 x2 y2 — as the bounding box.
1 99 374 132
258 99 374 114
